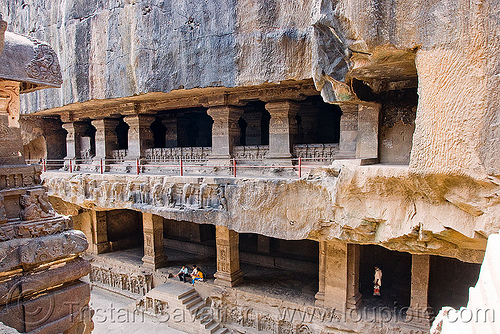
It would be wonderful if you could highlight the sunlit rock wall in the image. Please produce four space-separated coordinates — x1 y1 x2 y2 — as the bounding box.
1 0 314 111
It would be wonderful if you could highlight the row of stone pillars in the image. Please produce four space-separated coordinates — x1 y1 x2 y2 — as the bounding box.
88 212 430 324
63 101 381 165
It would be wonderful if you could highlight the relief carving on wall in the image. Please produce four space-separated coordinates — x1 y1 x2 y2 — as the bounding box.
20 191 55 221
46 176 231 214
25 39 63 86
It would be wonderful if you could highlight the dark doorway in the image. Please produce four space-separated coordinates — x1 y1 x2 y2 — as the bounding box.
360 245 412 308
115 118 129 150
429 256 481 312
151 117 167 148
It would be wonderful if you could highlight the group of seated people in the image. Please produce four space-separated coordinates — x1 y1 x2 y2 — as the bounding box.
173 265 204 285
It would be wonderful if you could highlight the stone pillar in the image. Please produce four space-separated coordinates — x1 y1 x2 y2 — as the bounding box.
265 100 300 163
257 235 270 254
321 240 348 311
406 254 432 326
214 226 243 287
339 104 358 156
62 122 88 160
207 106 243 162
356 103 380 159
90 210 110 254
241 111 263 145
92 118 119 160
346 244 362 309
298 104 319 144
142 213 166 269
162 115 178 148
124 114 155 159
315 241 327 306
0 80 24 165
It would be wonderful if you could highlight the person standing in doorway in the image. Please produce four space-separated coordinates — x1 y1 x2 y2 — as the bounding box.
373 266 382 296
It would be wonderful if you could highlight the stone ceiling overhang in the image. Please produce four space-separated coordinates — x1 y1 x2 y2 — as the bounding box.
0 31 62 93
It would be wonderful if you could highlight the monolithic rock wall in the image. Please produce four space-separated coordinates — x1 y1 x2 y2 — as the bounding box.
1 0 314 111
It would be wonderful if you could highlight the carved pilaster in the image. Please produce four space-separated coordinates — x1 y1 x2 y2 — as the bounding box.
90 210 110 254
207 106 243 161
91 118 119 160
346 244 362 309
241 111 263 145
339 104 358 155
297 103 319 144
0 80 23 165
265 100 300 162
357 103 380 159
62 122 88 160
214 226 243 287
315 241 327 306
124 114 155 159
161 115 177 148
406 254 432 328
142 213 166 270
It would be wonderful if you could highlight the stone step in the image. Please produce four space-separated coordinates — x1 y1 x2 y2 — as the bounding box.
188 300 207 315
180 290 199 304
185 295 204 309
213 328 228 334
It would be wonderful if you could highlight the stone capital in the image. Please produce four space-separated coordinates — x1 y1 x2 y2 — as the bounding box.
264 100 301 117
207 105 243 122
0 80 20 128
123 114 156 128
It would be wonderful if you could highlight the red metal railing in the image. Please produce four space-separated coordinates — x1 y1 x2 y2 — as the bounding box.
27 157 333 179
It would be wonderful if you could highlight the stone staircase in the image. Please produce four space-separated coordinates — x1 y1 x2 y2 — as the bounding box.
136 281 229 334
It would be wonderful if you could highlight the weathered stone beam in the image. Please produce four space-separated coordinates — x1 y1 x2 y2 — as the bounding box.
0 230 88 272
0 257 90 306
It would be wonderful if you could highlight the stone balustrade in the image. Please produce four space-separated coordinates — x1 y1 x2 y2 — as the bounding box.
112 149 128 162
145 147 212 162
80 149 93 162
293 143 340 162
233 145 269 161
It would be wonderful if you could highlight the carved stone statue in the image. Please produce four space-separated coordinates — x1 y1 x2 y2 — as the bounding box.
183 183 194 207
151 183 163 206
20 192 53 221
166 184 175 207
216 185 227 211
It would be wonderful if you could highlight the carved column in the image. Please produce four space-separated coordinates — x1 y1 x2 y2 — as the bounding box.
207 106 243 162
89 210 110 254
214 226 243 287
298 103 319 144
265 100 300 163
357 103 380 159
62 122 88 160
321 240 349 311
241 111 263 145
142 213 166 270
162 115 178 148
315 241 327 306
0 80 24 164
124 114 155 159
92 118 119 161
406 254 432 326
339 104 358 156
346 244 362 309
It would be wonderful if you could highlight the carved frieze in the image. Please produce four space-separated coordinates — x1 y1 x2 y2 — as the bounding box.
90 264 152 296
